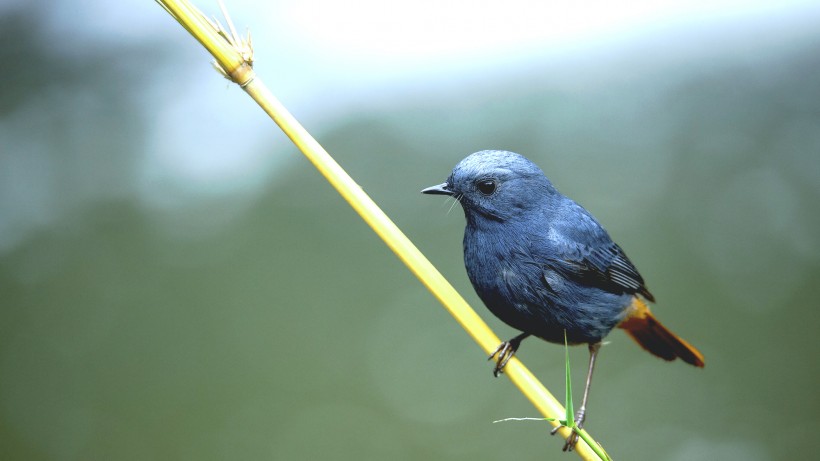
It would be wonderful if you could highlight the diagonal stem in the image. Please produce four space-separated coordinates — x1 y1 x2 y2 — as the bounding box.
155 1 611 459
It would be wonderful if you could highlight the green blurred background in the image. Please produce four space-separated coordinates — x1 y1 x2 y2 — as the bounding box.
2 1 819 459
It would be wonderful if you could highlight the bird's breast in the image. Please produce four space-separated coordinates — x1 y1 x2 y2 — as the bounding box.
463 226 536 305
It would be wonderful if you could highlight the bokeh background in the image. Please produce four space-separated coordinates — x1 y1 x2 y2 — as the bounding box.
2 0 819 459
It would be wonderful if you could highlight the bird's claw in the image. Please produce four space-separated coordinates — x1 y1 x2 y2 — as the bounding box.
563 431 581 452
488 341 516 377
550 409 586 451
488 334 529 377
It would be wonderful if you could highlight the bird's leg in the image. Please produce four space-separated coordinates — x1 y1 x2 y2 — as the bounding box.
551 342 602 451
488 332 530 377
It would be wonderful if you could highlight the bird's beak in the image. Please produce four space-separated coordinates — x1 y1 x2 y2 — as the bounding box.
421 182 453 196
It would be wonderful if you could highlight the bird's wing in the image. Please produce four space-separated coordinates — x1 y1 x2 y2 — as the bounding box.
539 202 655 301
550 242 654 301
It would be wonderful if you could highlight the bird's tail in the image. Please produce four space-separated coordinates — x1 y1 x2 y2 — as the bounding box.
618 297 705 367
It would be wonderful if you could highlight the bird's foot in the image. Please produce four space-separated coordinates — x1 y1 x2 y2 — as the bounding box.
487 333 528 377
550 408 586 451
487 342 516 377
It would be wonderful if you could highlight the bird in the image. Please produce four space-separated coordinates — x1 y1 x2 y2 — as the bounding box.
422 150 704 451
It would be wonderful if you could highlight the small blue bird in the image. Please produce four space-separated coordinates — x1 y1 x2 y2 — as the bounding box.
422 150 704 450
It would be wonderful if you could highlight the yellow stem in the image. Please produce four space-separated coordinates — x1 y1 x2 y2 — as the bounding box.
156 1 604 459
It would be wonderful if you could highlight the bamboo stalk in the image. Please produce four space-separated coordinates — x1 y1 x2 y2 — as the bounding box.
155 1 607 459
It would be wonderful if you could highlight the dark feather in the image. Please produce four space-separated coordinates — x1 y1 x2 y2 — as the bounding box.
549 242 655 302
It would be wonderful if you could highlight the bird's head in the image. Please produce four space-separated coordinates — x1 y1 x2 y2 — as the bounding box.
422 150 556 223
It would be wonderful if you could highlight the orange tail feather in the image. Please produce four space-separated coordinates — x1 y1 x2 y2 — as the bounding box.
618 298 705 367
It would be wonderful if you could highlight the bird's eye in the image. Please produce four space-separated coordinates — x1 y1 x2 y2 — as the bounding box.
476 179 497 195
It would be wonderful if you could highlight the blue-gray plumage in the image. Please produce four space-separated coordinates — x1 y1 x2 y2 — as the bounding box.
422 150 703 451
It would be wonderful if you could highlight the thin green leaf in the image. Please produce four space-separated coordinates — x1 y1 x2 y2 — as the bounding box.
576 428 613 461
564 330 574 428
